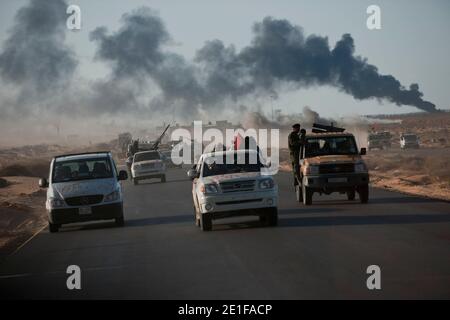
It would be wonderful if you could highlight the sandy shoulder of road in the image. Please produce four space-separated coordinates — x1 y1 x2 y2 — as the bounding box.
279 162 450 202
0 176 47 260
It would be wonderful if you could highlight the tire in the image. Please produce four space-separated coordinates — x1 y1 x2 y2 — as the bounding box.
161 175 166 183
200 214 212 231
302 184 313 205
347 190 356 201
49 222 59 233
359 184 369 204
194 205 200 227
267 208 278 226
295 184 303 202
133 178 138 185
115 216 125 227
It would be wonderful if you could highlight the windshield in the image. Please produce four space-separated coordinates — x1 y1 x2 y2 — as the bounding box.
52 157 114 183
202 153 263 177
134 151 161 162
305 136 358 157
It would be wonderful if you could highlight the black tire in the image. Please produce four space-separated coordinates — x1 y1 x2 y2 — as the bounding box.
115 216 125 227
161 175 166 183
302 184 313 205
295 184 303 202
49 222 59 233
359 184 369 204
133 178 138 185
267 208 278 226
347 190 356 201
200 214 212 231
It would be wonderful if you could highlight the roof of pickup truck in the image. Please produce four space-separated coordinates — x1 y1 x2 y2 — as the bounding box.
54 151 111 162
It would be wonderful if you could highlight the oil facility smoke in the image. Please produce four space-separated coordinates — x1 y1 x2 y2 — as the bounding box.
0 2 437 123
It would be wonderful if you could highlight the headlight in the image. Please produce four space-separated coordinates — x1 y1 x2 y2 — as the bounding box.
259 178 275 189
104 190 120 202
49 197 65 208
355 162 367 173
132 164 140 170
305 165 319 175
200 183 219 194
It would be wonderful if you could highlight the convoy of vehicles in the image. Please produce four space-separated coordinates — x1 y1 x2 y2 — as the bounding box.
131 150 167 184
187 150 278 231
295 124 369 205
400 133 420 149
39 122 373 233
38 152 128 233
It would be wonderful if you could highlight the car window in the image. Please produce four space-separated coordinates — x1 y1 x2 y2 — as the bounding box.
134 152 161 162
201 153 263 177
305 136 358 158
52 157 113 183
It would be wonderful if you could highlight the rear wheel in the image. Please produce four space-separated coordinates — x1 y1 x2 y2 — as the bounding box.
49 222 59 233
200 214 212 231
359 184 369 204
302 184 313 205
347 190 356 201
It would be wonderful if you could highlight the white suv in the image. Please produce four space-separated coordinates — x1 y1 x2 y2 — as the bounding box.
39 152 128 233
188 150 278 231
131 150 166 184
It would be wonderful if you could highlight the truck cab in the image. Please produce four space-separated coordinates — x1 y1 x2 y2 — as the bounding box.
295 130 369 205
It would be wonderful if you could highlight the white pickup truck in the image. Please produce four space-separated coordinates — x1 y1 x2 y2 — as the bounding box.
188 149 278 231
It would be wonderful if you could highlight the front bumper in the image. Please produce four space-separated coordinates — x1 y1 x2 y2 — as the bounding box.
198 189 278 216
132 168 165 179
48 202 123 225
304 173 369 191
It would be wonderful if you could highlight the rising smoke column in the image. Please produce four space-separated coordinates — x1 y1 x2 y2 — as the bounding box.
91 12 436 114
0 0 77 112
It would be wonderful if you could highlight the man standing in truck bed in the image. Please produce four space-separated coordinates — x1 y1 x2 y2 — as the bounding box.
288 123 304 185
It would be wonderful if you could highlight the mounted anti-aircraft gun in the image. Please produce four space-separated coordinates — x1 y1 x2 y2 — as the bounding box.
311 122 345 133
151 124 171 151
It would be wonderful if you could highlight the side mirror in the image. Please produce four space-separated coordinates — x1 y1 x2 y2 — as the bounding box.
187 169 198 180
118 170 128 181
360 147 367 155
39 178 48 188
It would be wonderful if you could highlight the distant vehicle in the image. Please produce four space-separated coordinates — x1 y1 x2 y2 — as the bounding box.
400 133 420 149
118 132 132 153
295 124 369 205
188 149 278 231
131 150 167 185
367 131 392 150
160 149 183 168
38 151 128 233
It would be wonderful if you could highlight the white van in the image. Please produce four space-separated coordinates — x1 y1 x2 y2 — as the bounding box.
39 152 128 232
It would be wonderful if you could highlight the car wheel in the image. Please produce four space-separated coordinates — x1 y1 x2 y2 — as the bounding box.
302 184 313 205
359 184 369 204
161 175 166 183
49 222 59 233
200 214 212 231
295 184 303 202
267 208 278 226
115 216 125 227
347 190 356 201
133 178 138 185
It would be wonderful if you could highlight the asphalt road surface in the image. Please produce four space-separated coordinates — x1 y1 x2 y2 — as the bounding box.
0 168 449 299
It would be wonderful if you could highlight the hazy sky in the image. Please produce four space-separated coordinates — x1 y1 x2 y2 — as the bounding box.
0 0 449 118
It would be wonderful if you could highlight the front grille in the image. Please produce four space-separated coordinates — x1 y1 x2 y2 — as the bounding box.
220 180 256 193
141 163 155 169
319 163 354 174
65 195 104 206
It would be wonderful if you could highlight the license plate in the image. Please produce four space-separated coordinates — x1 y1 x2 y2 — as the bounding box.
328 177 348 183
79 207 92 215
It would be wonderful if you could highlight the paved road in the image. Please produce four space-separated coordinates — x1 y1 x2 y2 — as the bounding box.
0 168 449 299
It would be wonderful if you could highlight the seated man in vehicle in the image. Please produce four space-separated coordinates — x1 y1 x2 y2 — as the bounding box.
54 166 72 181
